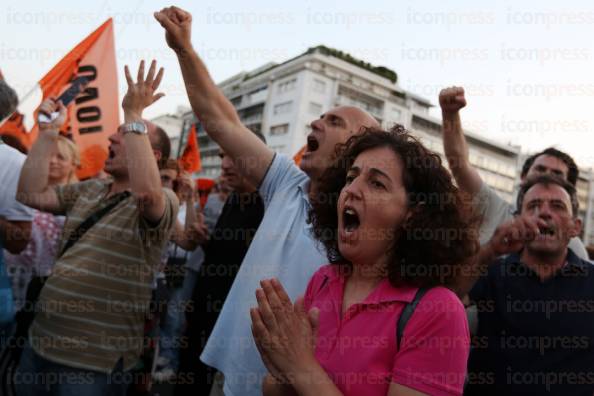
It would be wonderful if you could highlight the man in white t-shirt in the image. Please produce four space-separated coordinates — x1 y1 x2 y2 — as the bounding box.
155 7 380 395
0 79 34 336
439 86 589 260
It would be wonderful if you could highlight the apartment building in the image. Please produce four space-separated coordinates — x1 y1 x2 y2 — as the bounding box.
177 45 518 202
168 45 594 249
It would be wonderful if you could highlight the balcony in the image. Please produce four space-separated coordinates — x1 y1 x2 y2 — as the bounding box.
334 95 383 119
241 113 264 126
234 89 269 110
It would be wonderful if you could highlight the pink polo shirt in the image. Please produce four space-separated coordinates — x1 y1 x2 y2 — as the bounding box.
303 265 470 396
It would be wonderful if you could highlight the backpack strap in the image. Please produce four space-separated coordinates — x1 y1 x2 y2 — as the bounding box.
396 287 430 351
317 275 330 293
59 191 131 258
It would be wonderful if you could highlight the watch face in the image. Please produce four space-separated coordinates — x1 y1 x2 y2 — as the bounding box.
124 122 147 134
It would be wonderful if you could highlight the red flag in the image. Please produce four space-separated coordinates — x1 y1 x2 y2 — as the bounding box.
0 19 119 179
293 145 306 165
179 123 201 173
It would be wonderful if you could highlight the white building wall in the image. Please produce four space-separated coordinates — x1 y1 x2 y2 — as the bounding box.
265 71 305 154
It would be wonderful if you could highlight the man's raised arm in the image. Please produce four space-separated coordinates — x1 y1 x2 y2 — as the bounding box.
439 86 483 195
122 60 170 224
154 6 273 187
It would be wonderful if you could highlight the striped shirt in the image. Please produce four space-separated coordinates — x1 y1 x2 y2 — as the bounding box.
29 178 178 373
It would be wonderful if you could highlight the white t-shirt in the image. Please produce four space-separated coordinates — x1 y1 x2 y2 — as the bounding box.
0 144 35 222
200 154 327 396
0 143 34 313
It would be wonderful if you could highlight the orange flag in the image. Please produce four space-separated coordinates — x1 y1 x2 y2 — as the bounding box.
196 178 215 208
293 145 306 165
0 111 29 148
179 123 201 173
0 19 119 179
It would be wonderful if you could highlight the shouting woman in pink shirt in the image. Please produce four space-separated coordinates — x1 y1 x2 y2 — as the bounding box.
251 127 479 396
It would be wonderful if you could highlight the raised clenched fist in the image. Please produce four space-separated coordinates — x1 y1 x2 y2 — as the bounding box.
439 86 467 114
154 6 193 54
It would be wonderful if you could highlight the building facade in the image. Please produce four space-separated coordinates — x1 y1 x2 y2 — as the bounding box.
179 45 518 201
170 45 593 251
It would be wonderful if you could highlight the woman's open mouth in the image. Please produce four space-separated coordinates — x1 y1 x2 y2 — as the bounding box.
342 206 360 234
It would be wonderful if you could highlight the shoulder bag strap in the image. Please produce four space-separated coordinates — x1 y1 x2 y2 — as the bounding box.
58 191 131 258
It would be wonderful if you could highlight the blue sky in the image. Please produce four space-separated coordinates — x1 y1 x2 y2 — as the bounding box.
3 0 594 167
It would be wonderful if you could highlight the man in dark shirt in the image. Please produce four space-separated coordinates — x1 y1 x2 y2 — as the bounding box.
175 141 265 395
463 174 594 396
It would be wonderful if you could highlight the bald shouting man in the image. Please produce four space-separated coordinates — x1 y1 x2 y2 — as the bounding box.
154 6 379 396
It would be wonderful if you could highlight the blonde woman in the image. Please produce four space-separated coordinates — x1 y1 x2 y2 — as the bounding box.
6 135 79 318
50 136 80 185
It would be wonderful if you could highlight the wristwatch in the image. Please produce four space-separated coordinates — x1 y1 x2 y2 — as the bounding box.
121 121 147 135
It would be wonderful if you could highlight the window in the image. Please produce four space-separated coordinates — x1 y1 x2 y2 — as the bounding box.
277 78 297 93
273 101 292 115
270 124 289 136
391 108 401 120
312 79 326 93
309 102 322 115
230 96 242 107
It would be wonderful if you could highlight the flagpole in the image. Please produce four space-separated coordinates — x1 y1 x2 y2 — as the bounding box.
177 119 189 158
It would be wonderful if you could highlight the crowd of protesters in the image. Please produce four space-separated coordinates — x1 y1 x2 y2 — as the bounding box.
0 5 592 396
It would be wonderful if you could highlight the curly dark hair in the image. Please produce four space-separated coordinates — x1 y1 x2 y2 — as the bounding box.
308 126 479 290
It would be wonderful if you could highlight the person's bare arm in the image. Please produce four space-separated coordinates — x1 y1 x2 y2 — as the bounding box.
169 173 207 250
0 218 31 254
439 87 483 195
122 60 168 224
154 6 273 187
170 216 207 251
178 172 199 236
17 99 65 214
456 216 544 298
